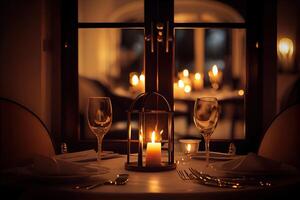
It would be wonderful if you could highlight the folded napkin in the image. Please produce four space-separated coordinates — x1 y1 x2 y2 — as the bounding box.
32 155 107 176
54 149 97 162
210 153 297 176
54 149 121 162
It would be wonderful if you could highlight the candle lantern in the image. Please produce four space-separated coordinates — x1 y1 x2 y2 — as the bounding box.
125 92 176 172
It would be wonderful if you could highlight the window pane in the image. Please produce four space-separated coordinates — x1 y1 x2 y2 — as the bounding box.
78 28 144 139
174 0 245 23
78 0 144 22
174 28 246 140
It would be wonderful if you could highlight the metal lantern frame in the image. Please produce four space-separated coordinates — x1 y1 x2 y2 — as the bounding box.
125 92 176 172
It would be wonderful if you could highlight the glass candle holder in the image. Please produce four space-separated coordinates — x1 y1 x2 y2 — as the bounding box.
179 139 201 154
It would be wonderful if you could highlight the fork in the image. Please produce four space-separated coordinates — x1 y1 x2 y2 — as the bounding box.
177 169 242 188
177 169 196 180
189 168 272 187
189 168 242 188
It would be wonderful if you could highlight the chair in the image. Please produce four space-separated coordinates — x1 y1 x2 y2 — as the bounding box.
0 98 55 169
258 103 300 169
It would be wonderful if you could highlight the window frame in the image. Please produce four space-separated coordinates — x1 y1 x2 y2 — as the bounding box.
60 0 277 154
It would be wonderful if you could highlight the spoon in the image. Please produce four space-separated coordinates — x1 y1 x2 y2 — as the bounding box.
84 174 129 190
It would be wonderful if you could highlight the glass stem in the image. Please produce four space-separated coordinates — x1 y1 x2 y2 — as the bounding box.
96 134 104 163
205 135 210 166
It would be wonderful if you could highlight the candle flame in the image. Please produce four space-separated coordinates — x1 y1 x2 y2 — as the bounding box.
160 129 164 135
212 65 218 76
186 144 191 153
183 69 189 77
178 80 184 88
151 131 156 143
195 73 201 80
184 85 191 93
139 74 145 82
131 75 139 86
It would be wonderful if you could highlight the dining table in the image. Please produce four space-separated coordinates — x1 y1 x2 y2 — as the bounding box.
2 149 300 200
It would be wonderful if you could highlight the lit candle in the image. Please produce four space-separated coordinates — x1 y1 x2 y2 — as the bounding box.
130 73 139 87
193 72 204 91
146 131 161 167
208 65 223 89
173 82 179 98
178 80 184 88
184 85 191 93
179 139 201 154
176 80 185 97
139 74 145 91
183 69 189 77
139 74 145 83
186 144 191 153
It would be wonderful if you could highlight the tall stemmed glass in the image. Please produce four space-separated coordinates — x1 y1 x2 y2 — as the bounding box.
193 97 219 166
87 97 112 163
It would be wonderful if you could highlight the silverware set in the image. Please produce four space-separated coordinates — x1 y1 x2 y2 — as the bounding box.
74 174 129 190
177 168 272 189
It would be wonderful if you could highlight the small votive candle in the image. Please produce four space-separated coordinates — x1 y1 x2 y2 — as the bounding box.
193 72 204 91
208 65 223 90
179 139 201 154
184 85 192 94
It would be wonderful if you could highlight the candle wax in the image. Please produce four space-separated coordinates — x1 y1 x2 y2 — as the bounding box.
146 142 161 167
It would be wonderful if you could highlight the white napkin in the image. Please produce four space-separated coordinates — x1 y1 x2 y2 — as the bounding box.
32 155 106 176
54 149 97 162
210 153 297 176
54 149 121 162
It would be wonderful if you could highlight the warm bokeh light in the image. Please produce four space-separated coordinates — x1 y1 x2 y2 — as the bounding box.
139 74 145 82
186 144 191 153
278 38 293 56
238 89 244 96
131 74 139 86
139 134 143 143
277 37 294 71
178 80 184 88
184 85 191 93
195 72 201 80
208 65 222 90
212 65 218 76
183 69 189 77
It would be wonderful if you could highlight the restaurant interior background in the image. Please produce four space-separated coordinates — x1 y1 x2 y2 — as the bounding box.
0 0 299 154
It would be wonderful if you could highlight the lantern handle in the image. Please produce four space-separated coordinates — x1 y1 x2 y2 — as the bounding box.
128 92 172 112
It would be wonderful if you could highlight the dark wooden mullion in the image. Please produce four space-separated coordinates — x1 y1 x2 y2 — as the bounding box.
174 22 246 29
157 0 174 163
145 0 158 92
157 0 174 108
61 0 79 152
245 1 277 153
78 22 144 29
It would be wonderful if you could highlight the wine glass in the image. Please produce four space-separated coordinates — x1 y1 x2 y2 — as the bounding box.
87 97 112 163
193 97 219 166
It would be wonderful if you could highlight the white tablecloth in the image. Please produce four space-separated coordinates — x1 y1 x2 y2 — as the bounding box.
10 154 299 200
